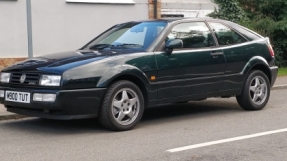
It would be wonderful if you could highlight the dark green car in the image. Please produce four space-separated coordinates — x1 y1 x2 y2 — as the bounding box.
0 18 278 131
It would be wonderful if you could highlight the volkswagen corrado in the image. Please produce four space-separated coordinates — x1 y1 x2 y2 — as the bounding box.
0 18 278 131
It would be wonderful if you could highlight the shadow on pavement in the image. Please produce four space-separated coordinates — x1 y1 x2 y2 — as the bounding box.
142 98 243 122
1 98 244 134
1 117 106 134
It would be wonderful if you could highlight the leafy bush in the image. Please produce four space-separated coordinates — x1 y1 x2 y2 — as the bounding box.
208 0 247 22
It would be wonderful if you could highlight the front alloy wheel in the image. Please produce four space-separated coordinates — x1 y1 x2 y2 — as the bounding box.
112 88 140 126
99 80 144 131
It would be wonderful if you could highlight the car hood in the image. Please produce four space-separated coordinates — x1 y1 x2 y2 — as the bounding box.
2 50 137 74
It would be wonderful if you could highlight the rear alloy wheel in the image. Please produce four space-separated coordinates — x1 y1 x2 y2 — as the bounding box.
236 70 270 110
98 80 144 131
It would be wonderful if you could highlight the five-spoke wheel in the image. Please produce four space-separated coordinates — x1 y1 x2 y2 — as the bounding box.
98 80 144 131
249 76 268 105
112 88 140 126
237 70 270 110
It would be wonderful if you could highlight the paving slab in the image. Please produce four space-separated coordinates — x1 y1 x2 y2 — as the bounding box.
274 76 287 86
0 104 10 116
0 104 26 121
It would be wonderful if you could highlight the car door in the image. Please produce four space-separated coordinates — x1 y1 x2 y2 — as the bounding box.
155 21 226 100
208 22 250 91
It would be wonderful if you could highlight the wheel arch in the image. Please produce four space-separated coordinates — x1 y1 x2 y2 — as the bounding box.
238 56 272 95
106 74 149 108
249 64 272 84
242 56 272 84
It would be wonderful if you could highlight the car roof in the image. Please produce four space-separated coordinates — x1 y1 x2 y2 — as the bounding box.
133 17 217 23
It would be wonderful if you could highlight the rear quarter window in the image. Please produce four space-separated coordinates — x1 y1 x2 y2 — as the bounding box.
208 22 247 46
222 21 263 41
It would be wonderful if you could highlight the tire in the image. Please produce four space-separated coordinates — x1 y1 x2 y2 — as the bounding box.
236 70 270 111
98 80 144 131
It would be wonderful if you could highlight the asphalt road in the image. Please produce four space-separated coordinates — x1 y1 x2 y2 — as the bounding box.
0 89 286 161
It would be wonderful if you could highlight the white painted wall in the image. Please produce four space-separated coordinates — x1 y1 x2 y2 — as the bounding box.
0 0 28 58
0 0 148 58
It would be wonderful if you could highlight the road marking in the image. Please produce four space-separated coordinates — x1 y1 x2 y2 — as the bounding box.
167 128 287 153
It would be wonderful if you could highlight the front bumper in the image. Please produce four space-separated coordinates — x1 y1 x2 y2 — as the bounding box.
270 66 278 87
0 87 106 120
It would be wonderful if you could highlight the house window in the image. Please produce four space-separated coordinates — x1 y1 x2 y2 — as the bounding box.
66 0 135 4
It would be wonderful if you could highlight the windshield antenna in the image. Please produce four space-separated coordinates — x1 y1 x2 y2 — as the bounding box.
196 4 202 18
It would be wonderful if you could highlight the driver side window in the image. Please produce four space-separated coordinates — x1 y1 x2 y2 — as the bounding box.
167 22 216 49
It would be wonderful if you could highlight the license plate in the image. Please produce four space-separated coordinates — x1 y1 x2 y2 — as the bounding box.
5 91 30 103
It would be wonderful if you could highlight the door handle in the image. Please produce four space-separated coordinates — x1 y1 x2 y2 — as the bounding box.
210 51 224 56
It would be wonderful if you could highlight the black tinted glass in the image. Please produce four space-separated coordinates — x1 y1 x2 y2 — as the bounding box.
167 22 216 49
223 21 263 41
209 22 247 46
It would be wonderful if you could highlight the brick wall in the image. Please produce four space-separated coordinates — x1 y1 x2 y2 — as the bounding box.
148 0 161 19
0 58 26 71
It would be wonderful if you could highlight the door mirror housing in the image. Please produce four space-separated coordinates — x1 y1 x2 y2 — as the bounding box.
165 39 183 49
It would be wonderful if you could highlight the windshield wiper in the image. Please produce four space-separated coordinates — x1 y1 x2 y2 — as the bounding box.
89 44 111 50
111 43 143 48
89 43 143 50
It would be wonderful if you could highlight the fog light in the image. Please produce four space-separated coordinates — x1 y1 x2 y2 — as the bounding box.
43 94 56 102
33 93 56 102
0 90 4 98
33 93 43 101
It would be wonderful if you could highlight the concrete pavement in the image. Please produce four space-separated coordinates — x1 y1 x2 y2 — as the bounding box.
0 105 9 116
0 76 286 120
1 88 287 161
0 104 25 121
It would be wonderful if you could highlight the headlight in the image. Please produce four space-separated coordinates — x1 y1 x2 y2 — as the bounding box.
39 75 61 86
0 73 11 83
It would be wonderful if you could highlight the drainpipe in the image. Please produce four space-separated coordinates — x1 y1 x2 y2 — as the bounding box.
154 0 158 19
26 0 33 58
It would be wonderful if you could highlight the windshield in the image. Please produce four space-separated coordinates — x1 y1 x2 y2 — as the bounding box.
82 21 167 51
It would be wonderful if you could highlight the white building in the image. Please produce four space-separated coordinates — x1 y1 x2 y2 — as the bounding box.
0 0 148 59
0 0 216 62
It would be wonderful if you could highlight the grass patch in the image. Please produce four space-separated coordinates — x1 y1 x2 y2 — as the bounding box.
278 67 287 77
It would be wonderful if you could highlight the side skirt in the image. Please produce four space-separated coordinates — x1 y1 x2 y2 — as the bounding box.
147 89 241 107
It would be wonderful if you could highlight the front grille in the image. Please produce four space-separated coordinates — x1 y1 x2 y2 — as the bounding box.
10 73 40 86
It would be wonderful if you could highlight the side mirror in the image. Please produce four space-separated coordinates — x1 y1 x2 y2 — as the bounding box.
165 39 183 49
